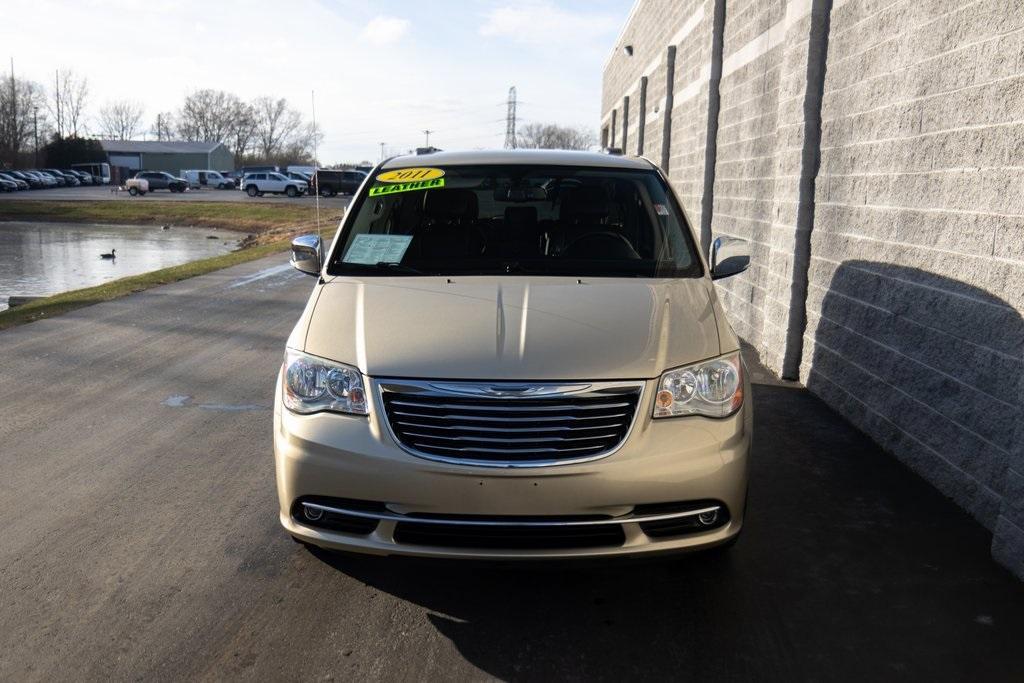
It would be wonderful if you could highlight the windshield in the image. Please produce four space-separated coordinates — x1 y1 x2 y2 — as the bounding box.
327 164 701 278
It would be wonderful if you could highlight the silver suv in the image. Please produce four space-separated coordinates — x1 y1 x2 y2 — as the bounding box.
275 150 752 559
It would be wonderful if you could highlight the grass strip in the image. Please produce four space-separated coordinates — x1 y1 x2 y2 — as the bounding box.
0 200 340 233
0 239 294 331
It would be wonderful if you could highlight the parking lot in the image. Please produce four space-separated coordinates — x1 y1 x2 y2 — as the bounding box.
0 184 351 208
1 254 1021 681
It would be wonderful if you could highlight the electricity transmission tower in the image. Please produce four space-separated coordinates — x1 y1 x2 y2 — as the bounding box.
504 86 517 149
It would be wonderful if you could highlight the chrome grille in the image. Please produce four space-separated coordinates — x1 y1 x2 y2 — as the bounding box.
378 380 643 467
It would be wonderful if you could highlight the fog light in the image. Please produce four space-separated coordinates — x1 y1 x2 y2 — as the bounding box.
697 510 718 526
303 504 324 522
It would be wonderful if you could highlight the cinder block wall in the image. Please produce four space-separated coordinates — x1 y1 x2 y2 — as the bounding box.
602 0 1024 578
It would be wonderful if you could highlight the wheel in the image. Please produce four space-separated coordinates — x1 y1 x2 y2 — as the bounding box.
328 188 338 197
285 185 298 198
246 185 259 197
128 187 138 196
319 187 330 197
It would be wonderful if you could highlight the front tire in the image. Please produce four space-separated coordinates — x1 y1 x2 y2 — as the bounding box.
128 187 139 196
246 185 259 197
285 185 298 198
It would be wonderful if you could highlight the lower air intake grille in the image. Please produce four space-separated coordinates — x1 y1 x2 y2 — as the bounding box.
393 520 626 550
379 381 642 466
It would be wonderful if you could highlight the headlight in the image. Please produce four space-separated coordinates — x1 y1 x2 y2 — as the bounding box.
282 349 368 415
653 351 743 418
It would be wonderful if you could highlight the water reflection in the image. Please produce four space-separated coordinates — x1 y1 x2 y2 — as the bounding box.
0 222 244 311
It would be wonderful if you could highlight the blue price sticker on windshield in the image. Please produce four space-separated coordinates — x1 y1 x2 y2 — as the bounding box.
342 234 413 265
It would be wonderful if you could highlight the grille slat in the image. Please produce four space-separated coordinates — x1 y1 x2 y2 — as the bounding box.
394 420 628 433
402 431 620 444
392 410 629 423
381 382 641 465
388 399 632 412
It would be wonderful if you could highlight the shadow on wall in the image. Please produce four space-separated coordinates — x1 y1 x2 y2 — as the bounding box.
805 260 1024 575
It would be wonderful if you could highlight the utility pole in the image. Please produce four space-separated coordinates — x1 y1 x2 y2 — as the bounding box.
504 86 517 149
379 142 386 161
33 107 38 167
422 129 432 147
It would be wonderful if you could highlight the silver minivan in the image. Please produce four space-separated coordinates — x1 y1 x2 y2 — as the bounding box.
275 150 752 559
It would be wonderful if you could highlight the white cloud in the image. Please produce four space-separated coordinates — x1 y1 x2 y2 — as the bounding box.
360 15 411 45
479 2 618 45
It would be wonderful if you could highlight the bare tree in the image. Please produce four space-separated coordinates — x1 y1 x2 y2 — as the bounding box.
176 89 239 142
47 69 89 138
151 111 175 141
517 122 595 151
97 100 144 140
227 100 258 164
253 96 302 159
0 74 48 166
276 121 322 166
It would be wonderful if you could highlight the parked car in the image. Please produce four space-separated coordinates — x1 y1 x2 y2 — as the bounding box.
238 165 279 177
8 171 43 188
43 169 79 186
276 150 753 560
132 171 188 192
65 169 94 185
35 170 66 187
283 171 311 184
0 177 17 192
241 171 306 197
182 169 234 189
222 170 244 188
310 169 366 197
0 172 29 190
24 171 57 188
71 162 111 185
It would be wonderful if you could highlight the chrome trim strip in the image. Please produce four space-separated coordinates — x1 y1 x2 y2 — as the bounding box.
375 378 646 468
301 502 721 527
388 399 632 412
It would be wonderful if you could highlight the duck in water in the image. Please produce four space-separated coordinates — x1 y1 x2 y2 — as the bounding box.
100 249 116 259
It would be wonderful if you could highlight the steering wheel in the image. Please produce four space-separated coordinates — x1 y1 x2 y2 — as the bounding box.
561 231 641 260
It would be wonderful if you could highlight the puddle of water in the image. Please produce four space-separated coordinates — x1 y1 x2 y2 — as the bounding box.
0 221 245 311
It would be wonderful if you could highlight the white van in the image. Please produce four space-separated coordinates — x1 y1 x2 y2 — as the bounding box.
182 170 233 190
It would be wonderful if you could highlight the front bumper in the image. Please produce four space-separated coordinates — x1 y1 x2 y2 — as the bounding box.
274 373 751 559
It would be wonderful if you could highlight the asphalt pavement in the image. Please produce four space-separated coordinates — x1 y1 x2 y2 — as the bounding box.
0 184 351 208
1 254 1022 681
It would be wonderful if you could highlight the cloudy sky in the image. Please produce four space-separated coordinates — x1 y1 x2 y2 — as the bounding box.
3 0 632 163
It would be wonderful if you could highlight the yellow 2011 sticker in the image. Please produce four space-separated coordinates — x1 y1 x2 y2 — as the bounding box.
376 167 445 183
369 177 445 196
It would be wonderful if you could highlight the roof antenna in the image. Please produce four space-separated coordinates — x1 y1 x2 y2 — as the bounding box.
311 89 321 241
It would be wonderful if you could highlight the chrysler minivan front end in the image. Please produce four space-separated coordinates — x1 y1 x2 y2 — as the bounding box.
274 150 752 559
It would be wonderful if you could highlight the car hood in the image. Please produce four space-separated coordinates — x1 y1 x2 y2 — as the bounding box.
299 276 725 381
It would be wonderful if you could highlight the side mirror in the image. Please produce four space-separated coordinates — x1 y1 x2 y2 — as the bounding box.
709 235 750 280
291 234 322 276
